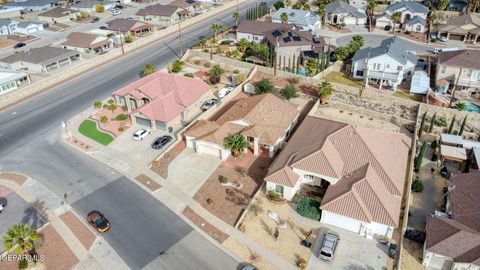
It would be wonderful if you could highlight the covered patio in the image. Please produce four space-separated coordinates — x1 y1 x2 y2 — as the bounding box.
440 144 467 169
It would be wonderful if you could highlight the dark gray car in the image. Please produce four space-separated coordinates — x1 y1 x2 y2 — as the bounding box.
151 135 172 149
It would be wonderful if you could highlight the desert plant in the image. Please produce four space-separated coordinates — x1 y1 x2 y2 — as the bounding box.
143 63 156 76
19 258 28 269
115 114 128 121
448 115 456 134
453 102 466 111
317 80 334 104
280 12 289 23
235 166 248 178
194 59 201 65
106 99 117 112
414 141 427 172
249 200 263 216
93 101 103 109
118 127 125 132
224 134 248 157
233 73 246 85
219 175 228 184
428 113 437 133
184 72 194 78
305 59 319 76
459 115 467 136
124 35 133 43
95 5 105 12
280 84 298 100
418 112 427 137
411 179 424 192
254 78 275 94
170 60 184 73
100 115 109 124
287 77 300 85
432 153 438 162
206 198 213 204
208 64 224 84
296 197 321 220
297 257 307 269
266 190 283 201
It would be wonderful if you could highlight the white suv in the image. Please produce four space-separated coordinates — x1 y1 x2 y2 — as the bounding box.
112 10 121 16
132 128 151 141
218 86 235 98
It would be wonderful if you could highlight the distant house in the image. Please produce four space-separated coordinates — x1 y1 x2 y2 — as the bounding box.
348 0 367 9
437 14 480 44
263 26 327 66
3 0 62 12
38 7 74 24
62 32 113 54
375 1 429 32
423 171 480 270
112 72 213 132
235 20 288 43
272 8 321 32
325 0 367 26
184 93 299 160
0 68 30 96
0 19 18 35
106 18 154 37
169 0 209 14
14 21 44 35
70 0 116 13
135 4 188 28
351 36 416 91
0 46 81 73
435 50 480 93
424 0 467 12
0 7 23 19
264 116 410 238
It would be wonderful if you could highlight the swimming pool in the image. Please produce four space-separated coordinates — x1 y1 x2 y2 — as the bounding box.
465 102 480 113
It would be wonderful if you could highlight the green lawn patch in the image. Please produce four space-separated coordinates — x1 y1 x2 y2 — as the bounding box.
322 71 364 88
78 119 114 146
296 197 322 221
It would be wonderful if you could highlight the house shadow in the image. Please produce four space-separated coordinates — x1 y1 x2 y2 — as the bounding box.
0 197 7 206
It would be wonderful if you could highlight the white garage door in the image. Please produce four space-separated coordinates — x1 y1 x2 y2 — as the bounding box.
343 17 357 25
322 211 362 234
428 255 453 270
135 117 151 127
27 27 39 33
196 144 221 158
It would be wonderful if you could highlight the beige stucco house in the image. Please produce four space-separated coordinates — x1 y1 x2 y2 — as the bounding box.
435 50 480 93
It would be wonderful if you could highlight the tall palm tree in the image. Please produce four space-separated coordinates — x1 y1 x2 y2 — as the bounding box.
317 5 326 24
317 80 334 104
391 12 401 33
237 38 249 53
427 12 438 44
233 11 240 27
210 23 221 59
280 12 289 23
3 224 39 256
224 134 249 157
367 0 377 32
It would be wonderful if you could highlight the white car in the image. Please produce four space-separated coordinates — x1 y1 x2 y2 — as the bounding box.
112 10 121 16
438 36 448 42
218 86 235 98
132 128 151 141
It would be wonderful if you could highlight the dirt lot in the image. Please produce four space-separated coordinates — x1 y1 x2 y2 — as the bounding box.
193 150 270 226
401 239 424 270
223 237 277 270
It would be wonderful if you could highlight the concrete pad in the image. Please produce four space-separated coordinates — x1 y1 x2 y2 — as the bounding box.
167 148 222 197
307 224 388 270
22 178 65 214
74 239 129 270
152 188 187 215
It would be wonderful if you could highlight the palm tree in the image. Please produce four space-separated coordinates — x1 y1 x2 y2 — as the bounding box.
367 0 377 32
237 38 249 53
208 64 224 84
224 134 249 157
280 12 289 23
428 13 438 44
391 12 401 33
317 80 334 104
210 23 221 58
317 5 326 24
233 11 240 27
284 0 292 7
453 102 466 111
93 101 103 109
305 59 319 76
100 115 109 124
3 224 39 256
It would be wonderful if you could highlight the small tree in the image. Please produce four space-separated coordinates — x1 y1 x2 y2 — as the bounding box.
448 115 456 134
391 12 401 33
224 134 249 157
305 59 319 76
208 64 224 84
3 224 39 269
106 99 117 112
254 78 275 94
414 141 427 172
232 73 246 85
418 112 427 137
317 80 334 104
237 38 249 53
411 180 424 192
93 101 103 109
95 5 105 13
280 12 289 23
280 84 298 100
170 60 184 73
428 112 437 133
453 102 466 111
124 35 133 43
274 0 285 10
367 0 377 32
437 0 449 10
143 63 156 76
459 115 467 136
100 115 109 124
233 11 240 27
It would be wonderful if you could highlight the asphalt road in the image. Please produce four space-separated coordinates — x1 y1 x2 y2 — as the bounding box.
0 0 276 269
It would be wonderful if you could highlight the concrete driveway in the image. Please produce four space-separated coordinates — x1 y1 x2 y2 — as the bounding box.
167 148 222 197
307 224 389 270
108 124 176 169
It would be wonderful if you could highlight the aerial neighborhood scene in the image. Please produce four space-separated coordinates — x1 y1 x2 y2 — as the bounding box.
0 0 480 268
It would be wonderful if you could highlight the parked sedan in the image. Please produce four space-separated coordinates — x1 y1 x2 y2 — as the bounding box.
90 17 100 23
200 98 218 111
151 135 173 149
218 86 235 98
112 10 121 16
438 36 448 42
133 128 151 141
87 211 110 233
99 25 108 30
13 42 26 49
320 232 340 261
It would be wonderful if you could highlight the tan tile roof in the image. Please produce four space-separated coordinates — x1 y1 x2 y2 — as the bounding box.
185 93 299 146
438 50 480 70
265 116 411 227
62 32 110 49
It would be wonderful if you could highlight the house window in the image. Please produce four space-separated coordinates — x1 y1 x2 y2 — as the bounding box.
304 174 314 181
416 25 421 31
356 70 364 76
397 65 403 71
275 185 284 194
465 69 472 76
441 66 446 74
386 64 390 69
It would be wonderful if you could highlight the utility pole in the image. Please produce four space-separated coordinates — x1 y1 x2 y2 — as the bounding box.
119 31 124 55
179 20 184 56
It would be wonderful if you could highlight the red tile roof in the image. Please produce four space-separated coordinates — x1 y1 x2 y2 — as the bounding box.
113 72 211 122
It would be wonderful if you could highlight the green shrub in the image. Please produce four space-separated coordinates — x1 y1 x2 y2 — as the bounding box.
296 197 321 221
411 180 424 192
118 127 124 132
115 114 128 121
267 190 283 201
220 40 234 45
232 74 246 85
19 259 28 269
219 175 228 184
124 35 133 44
431 140 437 149
202 48 208 53
184 72 194 78
194 59 201 65
233 69 240 74
432 153 438 162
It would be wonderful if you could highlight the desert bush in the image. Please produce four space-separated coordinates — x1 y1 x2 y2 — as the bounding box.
296 197 321 220
194 59 201 65
184 72 194 78
204 62 211 68
266 190 283 202
219 175 228 184
115 114 128 121
411 180 424 192
118 127 124 132
206 198 213 204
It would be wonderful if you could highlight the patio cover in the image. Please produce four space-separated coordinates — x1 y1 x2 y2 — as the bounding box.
440 145 467 161
410 70 429 94
441 133 464 146
463 139 480 150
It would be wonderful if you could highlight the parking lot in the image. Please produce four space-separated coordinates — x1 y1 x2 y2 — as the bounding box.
307 225 389 270
108 125 177 169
